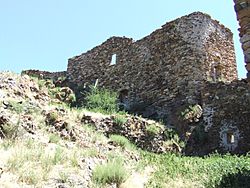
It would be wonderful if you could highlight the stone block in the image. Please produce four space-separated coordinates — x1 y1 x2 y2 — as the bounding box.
240 34 250 43
242 41 250 50
237 7 250 19
245 63 250 71
244 53 250 63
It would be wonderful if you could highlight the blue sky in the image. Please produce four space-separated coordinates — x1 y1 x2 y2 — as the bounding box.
0 0 246 78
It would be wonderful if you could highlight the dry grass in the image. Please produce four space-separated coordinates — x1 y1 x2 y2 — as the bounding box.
162 177 204 188
1 138 86 186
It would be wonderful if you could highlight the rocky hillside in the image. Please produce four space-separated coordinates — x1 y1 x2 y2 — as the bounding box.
0 72 176 188
0 72 249 188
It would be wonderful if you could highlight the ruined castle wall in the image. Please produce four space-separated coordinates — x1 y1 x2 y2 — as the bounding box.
67 12 237 122
21 11 247 155
67 37 133 86
199 81 250 154
203 23 237 82
174 13 237 82
22 70 67 80
234 0 250 78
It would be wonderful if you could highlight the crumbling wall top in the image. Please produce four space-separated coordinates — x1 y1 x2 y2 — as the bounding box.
68 36 133 62
160 12 234 50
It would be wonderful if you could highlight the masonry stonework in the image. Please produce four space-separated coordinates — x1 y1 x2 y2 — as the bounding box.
185 80 250 155
234 0 250 79
24 12 250 155
22 70 67 80
67 12 237 122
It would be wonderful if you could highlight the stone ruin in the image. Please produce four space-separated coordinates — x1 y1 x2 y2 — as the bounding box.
23 12 250 155
234 0 250 80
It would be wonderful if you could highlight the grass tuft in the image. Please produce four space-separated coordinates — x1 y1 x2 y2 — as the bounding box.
109 135 134 150
49 133 61 144
146 124 161 136
92 158 127 185
113 115 127 126
52 146 65 165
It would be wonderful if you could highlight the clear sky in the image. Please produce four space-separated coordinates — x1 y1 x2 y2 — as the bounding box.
0 0 246 78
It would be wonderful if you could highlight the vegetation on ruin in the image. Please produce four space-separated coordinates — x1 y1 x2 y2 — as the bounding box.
84 86 119 114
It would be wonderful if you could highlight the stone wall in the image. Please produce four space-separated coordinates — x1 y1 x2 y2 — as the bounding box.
67 12 237 124
22 70 67 81
234 0 250 79
189 80 250 155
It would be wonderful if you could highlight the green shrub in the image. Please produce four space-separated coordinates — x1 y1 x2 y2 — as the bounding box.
85 86 119 114
163 128 185 149
92 158 127 185
166 134 185 150
146 124 161 136
113 115 127 126
44 80 55 88
109 135 134 150
139 151 250 188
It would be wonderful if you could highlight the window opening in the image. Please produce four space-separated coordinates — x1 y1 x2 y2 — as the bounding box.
211 61 222 82
110 54 117 65
227 131 235 144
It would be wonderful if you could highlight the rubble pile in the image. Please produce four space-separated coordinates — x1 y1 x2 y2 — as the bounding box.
82 112 182 153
